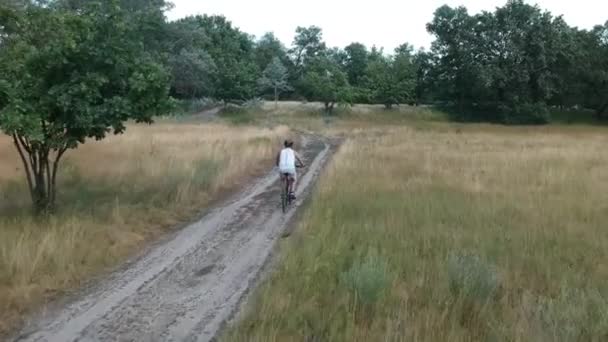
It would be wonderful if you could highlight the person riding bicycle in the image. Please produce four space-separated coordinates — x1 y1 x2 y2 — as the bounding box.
276 139 304 200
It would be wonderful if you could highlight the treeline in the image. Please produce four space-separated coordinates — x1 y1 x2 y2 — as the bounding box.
167 0 608 124
425 2 608 123
2 0 608 124
164 18 418 114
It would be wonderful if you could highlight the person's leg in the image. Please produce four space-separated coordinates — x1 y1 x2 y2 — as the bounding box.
288 172 298 199
288 176 295 194
292 172 298 192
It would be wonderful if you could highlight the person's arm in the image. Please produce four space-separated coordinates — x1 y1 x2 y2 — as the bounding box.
295 152 305 167
275 151 280 167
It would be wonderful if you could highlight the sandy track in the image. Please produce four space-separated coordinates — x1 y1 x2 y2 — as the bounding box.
15 136 332 342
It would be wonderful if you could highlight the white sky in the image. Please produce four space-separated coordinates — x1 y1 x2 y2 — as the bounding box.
167 0 608 52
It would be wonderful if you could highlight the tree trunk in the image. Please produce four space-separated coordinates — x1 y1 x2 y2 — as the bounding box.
12 134 67 213
274 86 278 110
12 134 34 199
32 151 49 212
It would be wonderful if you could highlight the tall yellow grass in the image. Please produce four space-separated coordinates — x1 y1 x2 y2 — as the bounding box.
226 124 608 341
0 122 289 335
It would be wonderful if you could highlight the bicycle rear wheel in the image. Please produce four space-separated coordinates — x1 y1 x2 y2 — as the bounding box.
281 179 288 213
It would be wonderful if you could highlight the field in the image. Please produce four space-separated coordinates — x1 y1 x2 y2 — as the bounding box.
0 121 288 335
225 114 608 341
2 103 608 340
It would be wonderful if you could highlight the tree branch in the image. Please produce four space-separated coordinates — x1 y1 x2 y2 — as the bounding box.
12 133 35 199
17 135 32 154
44 148 51 201
50 145 68 206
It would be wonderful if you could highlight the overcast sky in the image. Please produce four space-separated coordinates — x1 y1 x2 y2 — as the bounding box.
167 0 608 52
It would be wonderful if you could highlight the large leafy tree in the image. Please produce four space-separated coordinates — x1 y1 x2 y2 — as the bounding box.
366 57 401 109
254 32 289 71
165 18 216 99
166 15 259 102
169 49 216 99
365 47 416 109
290 26 326 74
575 23 608 118
54 0 172 53
194 15 259 102
258 57 291 108
343 42 369 87
0 2 171 212
427 5 482 113
426 0 574 123
300 56 352 114
343 42 370 103
413 50 435 105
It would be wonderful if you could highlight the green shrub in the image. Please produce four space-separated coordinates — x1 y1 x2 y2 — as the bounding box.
341 252 390 306
447 253 500 304
243 97 264 110
536 286 608 341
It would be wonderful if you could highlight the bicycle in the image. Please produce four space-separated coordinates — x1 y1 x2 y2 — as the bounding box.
280 163 304 213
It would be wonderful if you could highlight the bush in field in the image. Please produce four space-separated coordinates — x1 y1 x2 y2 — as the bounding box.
447 253 500 304
341 253 390 307
243 97 264 110
535 286 608 341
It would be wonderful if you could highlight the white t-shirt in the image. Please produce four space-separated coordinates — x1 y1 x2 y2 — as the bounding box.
279 148 296 173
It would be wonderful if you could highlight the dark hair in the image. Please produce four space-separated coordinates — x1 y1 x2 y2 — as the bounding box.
284 140 294 148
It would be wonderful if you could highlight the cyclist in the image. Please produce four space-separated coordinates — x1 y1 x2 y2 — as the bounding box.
276 139 305 200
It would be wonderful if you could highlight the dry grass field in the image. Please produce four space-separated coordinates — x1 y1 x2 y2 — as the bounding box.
3 102 608 340
0 121 288 335
226 122 608 341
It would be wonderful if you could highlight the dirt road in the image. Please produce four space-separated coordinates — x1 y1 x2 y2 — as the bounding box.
15 136 333 342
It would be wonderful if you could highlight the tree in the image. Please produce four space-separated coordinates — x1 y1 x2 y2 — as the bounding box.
254 32 289 71
366 52 416 109
344 42 369 87
169 49 216 99
193 15 259 102
300 56 352 114
53 0 172 54
588 23 608 117
426 0 573 124
290 26 326 73
392 43 417 104
413 50 435 105
164 17 217 99
342 43 370 103
0 2 171 212
427 5 482 114
573 22 608 118
258 57 291 108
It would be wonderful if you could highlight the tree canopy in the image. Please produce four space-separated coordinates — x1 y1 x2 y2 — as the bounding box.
425 0 607 123
258 57 291 108
0 0 171 211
